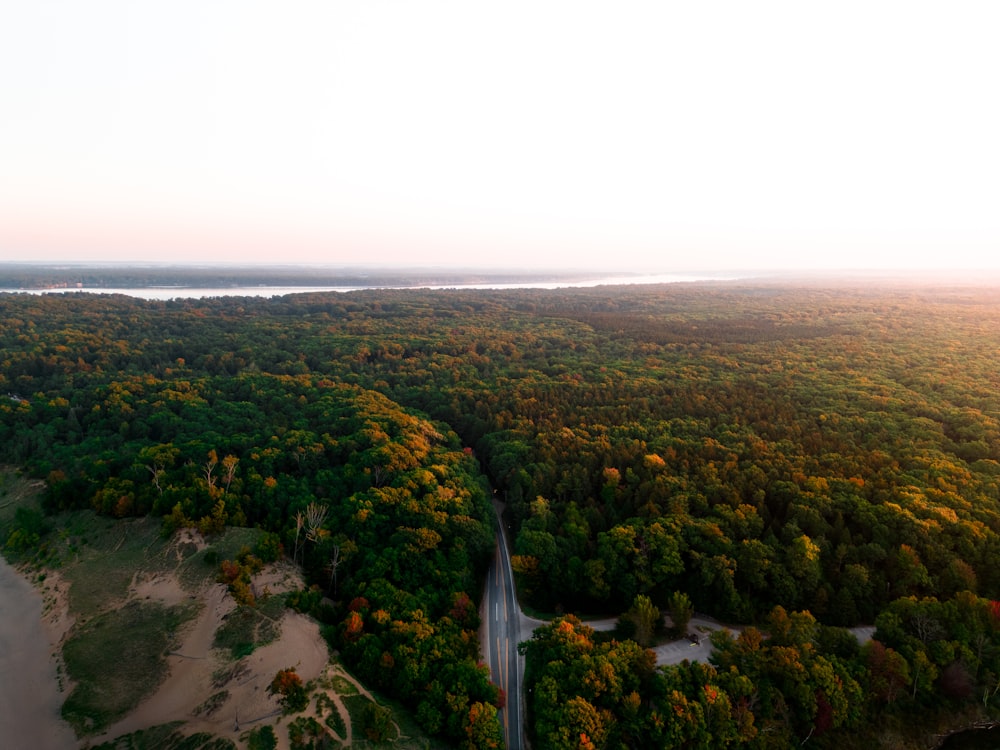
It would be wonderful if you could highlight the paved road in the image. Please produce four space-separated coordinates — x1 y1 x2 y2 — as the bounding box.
480 503 879 749
483 503 524 750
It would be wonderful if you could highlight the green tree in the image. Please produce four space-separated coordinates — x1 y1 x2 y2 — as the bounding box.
667 590 694 638
624 594 661 647
360 700 393 741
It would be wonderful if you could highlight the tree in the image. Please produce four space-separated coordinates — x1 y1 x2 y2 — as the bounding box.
268 667 309 713
864 641 911 705
625 594 661 647
360 700 393 741
328 542 342 595
137 443 178 497
203 449 219 496
4 505 50 553
292 510 305 565
465 702 503 750
221 453 239 492
667 590 694 638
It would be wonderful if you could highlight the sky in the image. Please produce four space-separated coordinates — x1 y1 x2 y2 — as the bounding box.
2 2 999 272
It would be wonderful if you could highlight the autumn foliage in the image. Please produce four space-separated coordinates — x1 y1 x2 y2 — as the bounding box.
268 667 309 713
10 282 1000 745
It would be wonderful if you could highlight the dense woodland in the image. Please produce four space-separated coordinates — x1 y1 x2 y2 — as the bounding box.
4 280 1000 747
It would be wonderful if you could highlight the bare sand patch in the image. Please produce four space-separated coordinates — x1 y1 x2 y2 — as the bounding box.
38 567 75 652
90 561 330 748
176 528 209 554
129 570 192 607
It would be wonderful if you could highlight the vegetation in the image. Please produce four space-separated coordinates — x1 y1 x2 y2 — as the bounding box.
521 595 1000 748
61 600 198 734
0 262 607 292
269 667 311 713
212 593 285 658
6 279 1000 746
89 722 236 750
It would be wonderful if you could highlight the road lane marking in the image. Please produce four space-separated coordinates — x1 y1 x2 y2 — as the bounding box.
496 637 502 688
505 637 511 708
498 637 509 740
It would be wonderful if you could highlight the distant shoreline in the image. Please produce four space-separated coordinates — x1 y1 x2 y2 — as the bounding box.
0 264 740 300
3 263 999 298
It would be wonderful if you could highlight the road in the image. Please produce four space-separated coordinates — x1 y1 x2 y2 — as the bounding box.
480 501 880 749
483 501 524 750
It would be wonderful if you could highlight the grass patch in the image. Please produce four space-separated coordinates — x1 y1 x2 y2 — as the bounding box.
341 695 376 736
317 693 347 737
211 661 250 690
340 691 452 750
243 725 278 750
177 527 263 589
9 509 194 618
287 715 339 749
61 599 197 736
58 514 174 616
192 690 230 718
0 467 44 518
327 675 358 696
213 606 261 659
213 593 286 658
90 722 236 749
341 695 400 747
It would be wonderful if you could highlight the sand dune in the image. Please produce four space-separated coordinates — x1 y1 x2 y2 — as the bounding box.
2 545 333 749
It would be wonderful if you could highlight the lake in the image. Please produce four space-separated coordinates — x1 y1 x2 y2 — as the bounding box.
0 272 737 300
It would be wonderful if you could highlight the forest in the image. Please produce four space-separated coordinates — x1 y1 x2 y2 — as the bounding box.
4 279 1000 747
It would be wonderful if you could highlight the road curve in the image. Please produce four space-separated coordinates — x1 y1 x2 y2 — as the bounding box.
483 500 524 750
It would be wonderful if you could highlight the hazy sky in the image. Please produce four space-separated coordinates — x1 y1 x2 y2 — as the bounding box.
2 2 998 271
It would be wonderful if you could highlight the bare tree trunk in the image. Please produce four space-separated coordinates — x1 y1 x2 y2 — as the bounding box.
293 511 305 565
328 544 341 595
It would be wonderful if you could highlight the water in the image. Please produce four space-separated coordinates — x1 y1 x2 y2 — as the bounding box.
0 272 738 300
0 555 77 749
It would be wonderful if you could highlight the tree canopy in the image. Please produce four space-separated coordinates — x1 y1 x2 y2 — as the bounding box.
6 280 1000 745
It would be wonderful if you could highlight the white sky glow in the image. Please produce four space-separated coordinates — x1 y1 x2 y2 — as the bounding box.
2 1 998 271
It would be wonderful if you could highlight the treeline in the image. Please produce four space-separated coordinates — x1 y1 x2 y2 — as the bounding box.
5 281 1000 744
524 593 1000 748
